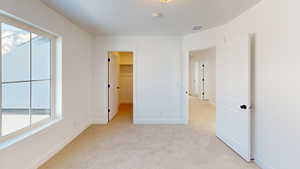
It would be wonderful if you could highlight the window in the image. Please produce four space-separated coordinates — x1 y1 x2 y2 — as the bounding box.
0 17 57 138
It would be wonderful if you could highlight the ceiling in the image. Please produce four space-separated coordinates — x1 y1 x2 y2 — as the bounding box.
41 0 261 36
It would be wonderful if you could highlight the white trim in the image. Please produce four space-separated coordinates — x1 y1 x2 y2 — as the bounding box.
0 12 58 39
0 118 61 150
27 123 90 169
55 37 63 119
183 50 191 124
0 117 51 143
50 35 58 120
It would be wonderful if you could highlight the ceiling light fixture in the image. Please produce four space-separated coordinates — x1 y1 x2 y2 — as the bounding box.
160 0 172 4
152 12 163 18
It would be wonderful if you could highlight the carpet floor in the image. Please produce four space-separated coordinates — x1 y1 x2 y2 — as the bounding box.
39 99 260 169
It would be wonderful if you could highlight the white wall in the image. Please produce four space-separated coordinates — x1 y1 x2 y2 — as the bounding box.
0 0 94 169
183 0 299 169
189 48 216 104
92 36 183 124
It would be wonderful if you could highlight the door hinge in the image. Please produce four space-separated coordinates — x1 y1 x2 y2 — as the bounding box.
202 92 204 95
202 78 205 81
108 58 111 62
108 109 110 112
108 84 111 88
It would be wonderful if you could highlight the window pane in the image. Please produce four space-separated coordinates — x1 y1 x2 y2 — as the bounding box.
31 80 51 124
31 109 50 125
2 82 30 109
32 34 51 80
1 83 30 136
1 23 30 82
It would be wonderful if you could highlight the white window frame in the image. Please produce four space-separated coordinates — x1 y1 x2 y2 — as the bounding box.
0 13 60 144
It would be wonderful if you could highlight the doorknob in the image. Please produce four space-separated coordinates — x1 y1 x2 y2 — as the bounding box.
240 105 247 110
117 86 120 89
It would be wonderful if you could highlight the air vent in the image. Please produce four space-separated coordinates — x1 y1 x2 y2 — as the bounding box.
192 25 202 31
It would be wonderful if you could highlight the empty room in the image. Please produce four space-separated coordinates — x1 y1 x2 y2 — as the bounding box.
0 0 299 169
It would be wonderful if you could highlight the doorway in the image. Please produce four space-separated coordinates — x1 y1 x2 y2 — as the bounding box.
188 47 216 128
184 35 253 162
107 51 134 123
189 47 216 104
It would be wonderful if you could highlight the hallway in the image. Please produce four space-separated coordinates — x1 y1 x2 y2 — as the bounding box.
40 102 259 169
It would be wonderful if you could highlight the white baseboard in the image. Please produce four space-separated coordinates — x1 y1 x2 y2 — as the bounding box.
134 118 185 124
255 156 277 169
29 123 91 169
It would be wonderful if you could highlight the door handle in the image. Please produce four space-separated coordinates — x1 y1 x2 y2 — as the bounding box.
117 86 120 89
240 105 247 110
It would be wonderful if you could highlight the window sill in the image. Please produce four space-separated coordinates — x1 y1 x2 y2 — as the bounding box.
0 118 62 150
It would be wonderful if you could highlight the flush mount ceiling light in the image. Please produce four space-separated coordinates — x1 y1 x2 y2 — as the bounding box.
160 0 172 4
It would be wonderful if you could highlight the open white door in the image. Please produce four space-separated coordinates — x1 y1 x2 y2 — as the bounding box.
216 35 251 161
108 53 119 122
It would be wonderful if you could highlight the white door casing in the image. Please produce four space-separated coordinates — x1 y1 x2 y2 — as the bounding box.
216 35 252 161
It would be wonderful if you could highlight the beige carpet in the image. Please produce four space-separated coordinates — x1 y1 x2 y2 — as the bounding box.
39 101 260 169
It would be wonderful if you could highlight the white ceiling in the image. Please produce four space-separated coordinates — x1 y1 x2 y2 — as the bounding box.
41 0 261 36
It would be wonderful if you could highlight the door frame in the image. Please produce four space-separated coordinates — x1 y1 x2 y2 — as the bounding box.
198 61 209 100
182 46 215 124
182 35 255 161
105 50 136 124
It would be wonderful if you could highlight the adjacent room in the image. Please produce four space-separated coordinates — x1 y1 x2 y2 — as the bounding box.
0 0 299 169
188 48 216 129
107 51 134 123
